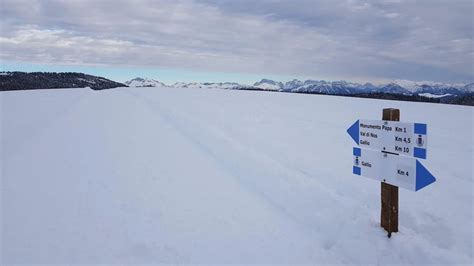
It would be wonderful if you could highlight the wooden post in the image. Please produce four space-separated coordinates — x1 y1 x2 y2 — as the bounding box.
381 108 399 237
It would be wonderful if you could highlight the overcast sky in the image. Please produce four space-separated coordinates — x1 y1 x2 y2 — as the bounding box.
1 0 473 83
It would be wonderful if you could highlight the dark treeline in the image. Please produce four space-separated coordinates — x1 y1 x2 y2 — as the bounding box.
279 91 473 106
0 72 126 91
222 85 473 106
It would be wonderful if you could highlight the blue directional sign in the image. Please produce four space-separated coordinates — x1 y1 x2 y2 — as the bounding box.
352 147 436 191
347 119 428 159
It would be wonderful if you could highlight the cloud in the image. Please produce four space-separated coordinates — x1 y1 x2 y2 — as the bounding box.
0 0 472 82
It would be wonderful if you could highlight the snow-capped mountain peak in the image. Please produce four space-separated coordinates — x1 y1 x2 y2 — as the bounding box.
461 83 474 93
125 77 166 87
254 79 284 91
283 79 304 91
379 83 411 94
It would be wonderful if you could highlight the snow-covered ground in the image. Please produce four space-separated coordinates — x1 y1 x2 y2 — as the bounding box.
418 93 452 99
1 86 472 265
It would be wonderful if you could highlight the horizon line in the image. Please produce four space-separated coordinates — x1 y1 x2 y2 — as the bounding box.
1 61 473 86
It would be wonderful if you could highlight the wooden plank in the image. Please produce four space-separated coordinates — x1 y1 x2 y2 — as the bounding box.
381 108 399 237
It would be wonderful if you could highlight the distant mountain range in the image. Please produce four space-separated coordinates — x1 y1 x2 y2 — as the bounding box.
126 77 473 97
254 78 473 96
0 72 126 91
126 77 472 93
1 73 472 106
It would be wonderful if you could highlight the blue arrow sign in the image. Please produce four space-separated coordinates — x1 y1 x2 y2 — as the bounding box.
352 147 436 191
347 119 428 159
415 160 436 191
347 120 359 144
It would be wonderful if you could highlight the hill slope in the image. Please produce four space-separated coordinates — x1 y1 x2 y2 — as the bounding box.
0 72 126 91
1 86 472 264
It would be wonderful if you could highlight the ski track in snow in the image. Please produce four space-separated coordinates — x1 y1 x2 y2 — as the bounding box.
1 86 473 265
125 89 330 261
127 89 350 220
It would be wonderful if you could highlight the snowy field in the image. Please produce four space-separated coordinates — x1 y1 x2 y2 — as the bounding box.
1 86 473 265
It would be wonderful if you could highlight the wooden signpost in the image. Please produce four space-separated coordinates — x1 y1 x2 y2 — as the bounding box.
347 108 436 237
381 108 399 237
